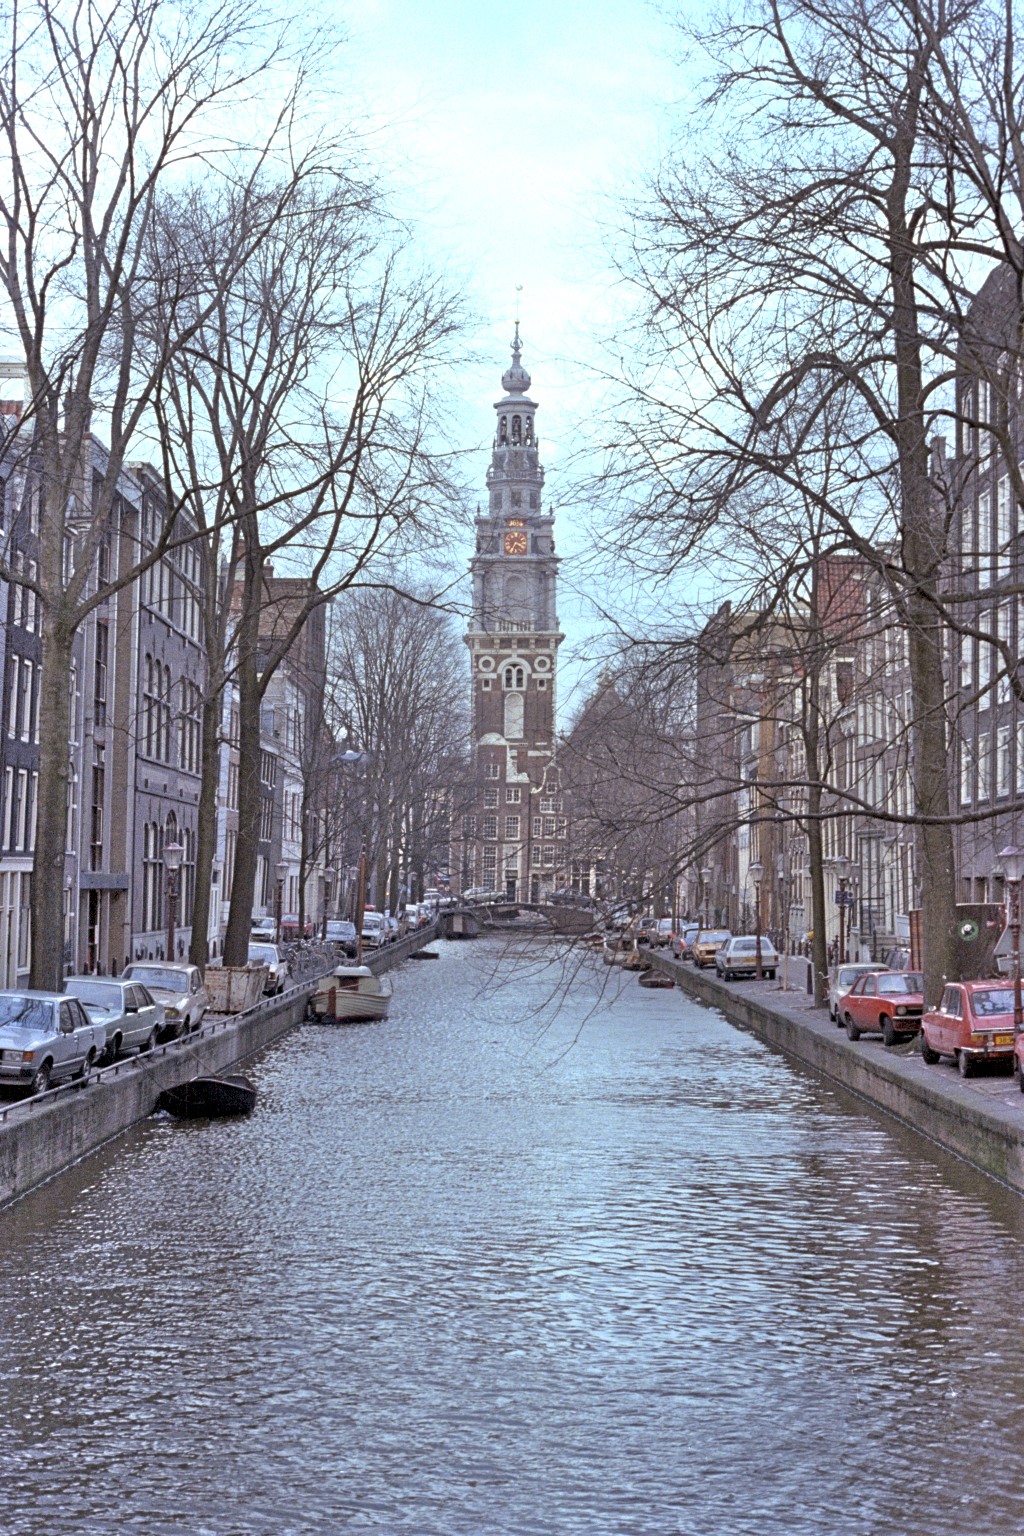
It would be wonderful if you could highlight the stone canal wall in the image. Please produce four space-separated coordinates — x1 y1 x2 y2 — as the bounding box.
0 925 438 1210
653 950 1024 1195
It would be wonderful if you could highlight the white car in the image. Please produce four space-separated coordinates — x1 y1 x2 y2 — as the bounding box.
361 912 387 949
715 935 780 980
65 975 165 1059
120 963 209 1037
247 943 290 995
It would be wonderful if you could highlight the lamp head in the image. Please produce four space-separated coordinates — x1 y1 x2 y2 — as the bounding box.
749 860 763 884
999 845 1024 884
275 859 289 884
163 840 183 874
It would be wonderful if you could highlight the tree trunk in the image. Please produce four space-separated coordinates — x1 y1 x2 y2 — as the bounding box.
223 549 263 968
189 684 224 972
31 622 75 991
887 105 958 1004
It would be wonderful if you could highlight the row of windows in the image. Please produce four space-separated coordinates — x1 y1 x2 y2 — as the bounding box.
471 815 568 841
2 766 37 853
7 654 39 744
959 723 1024 804
480 845 561 871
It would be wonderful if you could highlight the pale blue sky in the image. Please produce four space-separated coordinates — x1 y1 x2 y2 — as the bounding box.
341 0 687 709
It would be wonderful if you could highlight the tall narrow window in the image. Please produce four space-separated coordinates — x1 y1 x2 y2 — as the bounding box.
94 621 108 726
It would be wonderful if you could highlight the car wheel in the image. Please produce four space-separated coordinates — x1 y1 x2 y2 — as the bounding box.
882 1016 897 1048
766 970 776 980
958 1050 974 1079
141 1027 158 1053
920 1033 941 1065
30 1060 51 1095
844 1014 860 1042
1018 1061 1024 1094
75 1048 95 1082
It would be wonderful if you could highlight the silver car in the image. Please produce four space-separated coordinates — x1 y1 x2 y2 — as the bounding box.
828 962 887 1023
120 963 209 1037
64 976 165 1060
0 991 107 1094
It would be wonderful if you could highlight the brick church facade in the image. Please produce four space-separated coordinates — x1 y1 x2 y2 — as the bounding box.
451 330 571 901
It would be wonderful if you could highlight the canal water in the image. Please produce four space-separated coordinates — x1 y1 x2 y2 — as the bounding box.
3 938 1024 1536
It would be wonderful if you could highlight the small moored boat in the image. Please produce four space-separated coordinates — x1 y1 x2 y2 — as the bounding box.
158 1074 257 1119
308 965 392 1024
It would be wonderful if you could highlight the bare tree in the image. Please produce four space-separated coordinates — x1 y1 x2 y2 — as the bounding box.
147 164 465 967
331 587 467 915
0 0 328 988
600 0 1024 1001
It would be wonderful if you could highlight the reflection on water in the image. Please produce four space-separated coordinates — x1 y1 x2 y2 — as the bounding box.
3 938 1024 1535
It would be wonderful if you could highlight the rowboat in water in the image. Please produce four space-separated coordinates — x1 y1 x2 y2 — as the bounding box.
308 965 392 1024
158 1074 257 1119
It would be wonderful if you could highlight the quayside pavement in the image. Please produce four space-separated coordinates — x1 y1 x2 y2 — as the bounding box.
0 924 437 1210
652 948 1024 1197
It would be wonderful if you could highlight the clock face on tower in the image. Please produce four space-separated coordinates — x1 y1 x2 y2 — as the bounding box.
503 526 527 555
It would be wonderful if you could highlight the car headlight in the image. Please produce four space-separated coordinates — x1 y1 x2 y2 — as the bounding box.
896 1005 907 1016
164 1006 180 1019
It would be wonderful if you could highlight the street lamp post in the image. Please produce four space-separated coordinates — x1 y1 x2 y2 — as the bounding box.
163 839 183 963
998 845 1024 1038
700 865 712 931
835 851 850 966
749 859 763 980
321 866 335 943
274 859 288 947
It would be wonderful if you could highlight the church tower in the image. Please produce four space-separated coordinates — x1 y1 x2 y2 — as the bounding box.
454 328 569 901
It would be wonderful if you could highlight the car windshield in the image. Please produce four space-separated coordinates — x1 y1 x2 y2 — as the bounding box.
0 996 53 1030
877 973 923 995
248 945 279 964
971 988 1016 1017
67 980 122 1009
700 931 730 943
837 967 872 988
124 967 187 993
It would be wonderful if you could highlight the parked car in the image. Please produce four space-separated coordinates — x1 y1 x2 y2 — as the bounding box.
325 919 358 956
671 923 701 960
631 916 659 946
361 911 387 949
922 981 1018 1077
653 917 677 948
250 916 276 941
247 942 290 995
120 962 209 1038
280 914 315 941
715 935 780 980
0 990 106 1093
691 929 732 968
828 962 888 1023
838 970 924 1046
64 975 165 1060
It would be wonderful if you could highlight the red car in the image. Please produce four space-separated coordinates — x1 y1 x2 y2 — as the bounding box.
922 980 1018 1078
838 970 925 1046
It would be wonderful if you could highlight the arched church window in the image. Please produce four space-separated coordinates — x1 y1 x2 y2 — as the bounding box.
499 417 508 445
524 417 534 445
511 415 522 444
503 664 525 690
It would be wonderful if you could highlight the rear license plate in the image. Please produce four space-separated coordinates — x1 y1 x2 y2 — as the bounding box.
994 1034 1014 1046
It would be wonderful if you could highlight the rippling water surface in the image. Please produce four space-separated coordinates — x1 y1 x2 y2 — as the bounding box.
3 938 1024 1535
